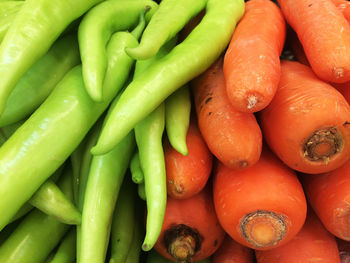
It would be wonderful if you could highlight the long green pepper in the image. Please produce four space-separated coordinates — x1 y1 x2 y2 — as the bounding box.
165 85 191 156
78 0 158 101
0 1 23 43
49 228 76 263
0 0 105 115
92 0 245 155
126 0 207 60
0 27 137 230
0 33 80 127
0 166 75 263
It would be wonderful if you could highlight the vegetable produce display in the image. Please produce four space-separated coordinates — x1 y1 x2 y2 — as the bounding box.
3 0 350 262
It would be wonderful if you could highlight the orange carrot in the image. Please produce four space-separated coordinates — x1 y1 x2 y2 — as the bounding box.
223 0 286 112
277 0 350 83
213 148 307 250
259 60 350 174
212 235 254 263
191 57 262 170
332 0 350 22
301 159 350 241
255 209 341 263
164 118 213 199
154 185 225 262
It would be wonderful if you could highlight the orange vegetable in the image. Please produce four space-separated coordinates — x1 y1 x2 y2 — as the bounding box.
277 0 350 83
223 0 286 112
259 60 350 174
212 235 254 263
255 209 341 263
164 118 212 199
154 185 225 262
213 148 307 250
301 159 350 241
191 57 262 170
332 0 350 22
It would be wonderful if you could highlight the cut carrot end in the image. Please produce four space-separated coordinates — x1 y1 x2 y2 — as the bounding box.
163 224 201 262
240 210 287 248
247 95 258 110
302 127 343 162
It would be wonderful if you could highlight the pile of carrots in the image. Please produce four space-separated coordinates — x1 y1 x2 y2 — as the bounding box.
154 0 350 262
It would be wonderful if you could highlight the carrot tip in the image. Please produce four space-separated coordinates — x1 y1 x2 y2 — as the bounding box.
247 95 258 110
302 127 343 162
240 210 287 248
334 67 345 79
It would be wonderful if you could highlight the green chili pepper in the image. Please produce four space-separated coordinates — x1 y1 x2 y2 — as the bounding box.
0 220 21 246
131 38 178 251
29 179 82 225
0 166 74 263
165 85 191 156
0 26 138 230
49 228 76 263
79 129 135 263
109 176 137 263
75 119 102 262
78 0 158 101
0 34 80 127
0 1 23 43
130 151 144 184
0 119 23 146
91 0 245 155
126 0 207 60
0 0 107 115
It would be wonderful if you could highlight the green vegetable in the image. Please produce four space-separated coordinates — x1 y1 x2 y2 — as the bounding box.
126 0 207 60
165 85 191 156
49 228 76 263
91 0 245 155
130 151 144 184
78 0 158 101
0 0 105 115
0 34 80 127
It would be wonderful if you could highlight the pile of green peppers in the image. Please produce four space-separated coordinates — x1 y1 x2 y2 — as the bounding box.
0 0 245 262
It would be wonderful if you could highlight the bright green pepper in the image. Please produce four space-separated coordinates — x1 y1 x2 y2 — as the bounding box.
29 179 82 225
0 0 106 115
0 33 80 127
0 165 75 263
165 85 191 156
78 0 158 101
0 1 23 42
126 0 207 60
91 0 245 155
130 151 144 184
0 27 137 230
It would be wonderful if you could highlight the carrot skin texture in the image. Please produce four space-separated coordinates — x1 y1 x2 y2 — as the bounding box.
277 0 350 83
255 210 341 263
212 235 254 263
259 60 350 174
301 159 350 241
332 0 350 22
164 119 212 199
223 0 286 112
213 148 307 250
192 57 262 170
154 186 226 262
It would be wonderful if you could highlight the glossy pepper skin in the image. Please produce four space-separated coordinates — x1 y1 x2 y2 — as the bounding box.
91 0 245 155
0 27 137 231
0 0 105 115
0 33 80 127
78 0 158 101
125 0 207 60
